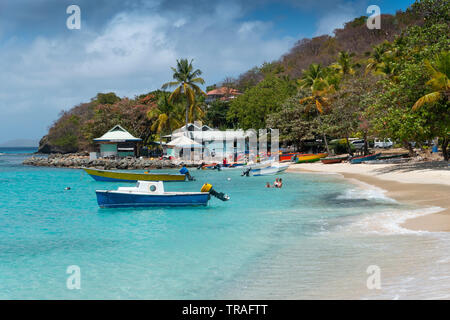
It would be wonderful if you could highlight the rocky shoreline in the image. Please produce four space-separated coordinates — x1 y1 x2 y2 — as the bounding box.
23 153 181 170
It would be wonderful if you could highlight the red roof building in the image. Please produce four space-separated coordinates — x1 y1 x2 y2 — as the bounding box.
206 87 241 103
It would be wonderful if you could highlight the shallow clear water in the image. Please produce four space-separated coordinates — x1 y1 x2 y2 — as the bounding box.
1 149 449 299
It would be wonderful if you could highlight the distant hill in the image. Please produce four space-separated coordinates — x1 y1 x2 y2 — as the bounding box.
37 2 426 153
0 139 39 148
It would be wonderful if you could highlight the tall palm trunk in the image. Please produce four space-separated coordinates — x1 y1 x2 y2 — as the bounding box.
442 137 449 161
317 111 330 154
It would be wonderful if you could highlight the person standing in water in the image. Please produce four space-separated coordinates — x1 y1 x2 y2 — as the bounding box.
274 178 280 188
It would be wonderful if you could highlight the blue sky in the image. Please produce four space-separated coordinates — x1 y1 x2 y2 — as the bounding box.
0 0 415 143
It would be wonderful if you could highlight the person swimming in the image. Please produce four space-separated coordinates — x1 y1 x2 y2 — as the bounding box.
278 178 283 188
265 182 272 188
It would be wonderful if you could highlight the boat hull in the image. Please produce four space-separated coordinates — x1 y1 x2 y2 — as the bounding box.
350 153 381 164
296 153 328 163
321 158 344 164
84 168 186 182
96 191 210 208
251 165 289 176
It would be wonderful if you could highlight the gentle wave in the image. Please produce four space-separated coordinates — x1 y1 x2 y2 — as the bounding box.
337 206 444 235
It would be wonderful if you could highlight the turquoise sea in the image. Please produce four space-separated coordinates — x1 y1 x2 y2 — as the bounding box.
1 148 450 299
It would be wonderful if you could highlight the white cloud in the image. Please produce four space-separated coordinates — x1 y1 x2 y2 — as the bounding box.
314 4 357 36
0 1 294 140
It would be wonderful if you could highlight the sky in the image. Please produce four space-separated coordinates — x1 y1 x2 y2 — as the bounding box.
0 0 415 144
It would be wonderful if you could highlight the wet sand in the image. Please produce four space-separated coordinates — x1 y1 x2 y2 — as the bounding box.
287 161 450 232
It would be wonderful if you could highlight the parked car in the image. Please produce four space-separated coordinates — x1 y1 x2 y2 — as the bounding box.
350 139 365 149
374 138 393 148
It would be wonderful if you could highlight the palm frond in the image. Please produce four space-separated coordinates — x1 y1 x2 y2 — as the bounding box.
412 92 443 110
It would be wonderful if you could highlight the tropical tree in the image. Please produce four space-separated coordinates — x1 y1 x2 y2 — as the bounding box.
298 76 336 154
162 59 206 130
147 93 183 140
412 51 450 110
188 99 206 123
331 51 356 76
297 64 327 89
365 42 390 75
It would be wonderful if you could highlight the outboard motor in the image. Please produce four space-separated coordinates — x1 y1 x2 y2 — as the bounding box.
197 162 206 170
241 167 251 177
179 166 195 181
201 183 230 201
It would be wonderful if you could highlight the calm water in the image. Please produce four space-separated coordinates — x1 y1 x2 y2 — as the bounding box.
1 148 449 299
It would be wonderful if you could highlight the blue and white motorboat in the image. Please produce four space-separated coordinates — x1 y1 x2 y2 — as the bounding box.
96 181 229 208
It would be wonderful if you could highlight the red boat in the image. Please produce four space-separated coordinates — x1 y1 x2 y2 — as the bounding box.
321 156 347 164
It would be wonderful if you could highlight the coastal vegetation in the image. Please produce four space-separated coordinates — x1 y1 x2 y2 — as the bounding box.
38 0 449 160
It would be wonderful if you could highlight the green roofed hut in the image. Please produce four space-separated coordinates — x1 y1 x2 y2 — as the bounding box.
94 125 142 158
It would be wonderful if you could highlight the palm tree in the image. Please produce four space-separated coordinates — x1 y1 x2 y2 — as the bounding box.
299 77 336 154
297 64 327 89
331 51 356 75
148 93 183 145
188 99 205 124
162 59 206 132
365 43 389 75
412 51 450 110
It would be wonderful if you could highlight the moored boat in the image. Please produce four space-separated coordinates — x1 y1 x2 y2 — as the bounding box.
251 162 289 176
280 153 305 162
349 153 381 164
84 168 187 182
95 181 229 208
321 156 347 164
377 153 409 160
295 153 328 163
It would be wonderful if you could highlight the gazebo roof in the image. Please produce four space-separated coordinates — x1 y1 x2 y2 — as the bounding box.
94 125 142 142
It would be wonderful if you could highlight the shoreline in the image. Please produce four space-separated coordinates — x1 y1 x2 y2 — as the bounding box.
287 162 450 232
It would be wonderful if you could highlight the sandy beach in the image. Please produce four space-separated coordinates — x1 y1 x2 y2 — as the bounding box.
287 161 450 232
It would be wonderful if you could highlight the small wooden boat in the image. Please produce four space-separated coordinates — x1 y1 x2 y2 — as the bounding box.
251 163 289 176
349 153 381 164
295 153 328 163
84 168 187 182
96 181 229 208
321 156 347 164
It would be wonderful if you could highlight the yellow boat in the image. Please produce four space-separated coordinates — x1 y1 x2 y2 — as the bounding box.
295 153 328 163
83 168 186 182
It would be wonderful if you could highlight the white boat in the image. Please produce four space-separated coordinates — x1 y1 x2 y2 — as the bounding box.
250 162 289 176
